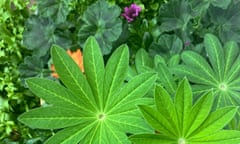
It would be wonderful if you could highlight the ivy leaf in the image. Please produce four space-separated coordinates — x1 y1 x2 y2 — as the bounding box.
78 0 122 55
129 78 240 144
172 33 240 119
18 36 157 143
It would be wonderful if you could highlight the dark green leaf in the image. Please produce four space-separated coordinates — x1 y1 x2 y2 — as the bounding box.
78 0 122 55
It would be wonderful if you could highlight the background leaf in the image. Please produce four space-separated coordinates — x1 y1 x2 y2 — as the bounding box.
78 0 122 55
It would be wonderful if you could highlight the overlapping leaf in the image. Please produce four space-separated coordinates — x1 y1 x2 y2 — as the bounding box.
78 0 122 55
130 78 240 144
172 33 240 119
18 36 157 143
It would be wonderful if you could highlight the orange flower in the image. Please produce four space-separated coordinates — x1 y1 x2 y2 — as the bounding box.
51 49 84 78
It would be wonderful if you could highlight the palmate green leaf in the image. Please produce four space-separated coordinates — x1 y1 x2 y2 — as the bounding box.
25 78 93 113
130 78 240 144
186 92 213 137
52 44 98 112
190 130 240 144
204 33 225 81
172 33 240 125
45 121 97 144
104 44 129 108
18 107 90 129
83 36 105 111
174 78 192 136
156 63 177 94
19 36 157 144
129 134 176 144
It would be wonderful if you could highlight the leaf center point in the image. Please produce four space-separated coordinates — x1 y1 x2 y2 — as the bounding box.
218 83 227 91
97 113 106 121
178 138 186 144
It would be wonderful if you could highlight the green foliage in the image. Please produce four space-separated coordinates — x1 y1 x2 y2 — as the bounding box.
78 0 122 55
18 37 157 143
129 78 240 144
208 1 240 43
23 16 72 57
172 34 240 116
128 48 178 96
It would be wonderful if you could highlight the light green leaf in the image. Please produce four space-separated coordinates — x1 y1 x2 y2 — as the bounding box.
129 134 176 144
186 91 213 137
156 63 177 94
106 72 156 113
104 45 129 108
204 33 225 81
83 36 105 111
172 66 216 86
181 51 217 83
18 107 92 129
192 106 238 138
45 122 96 144
155 85 178 135
190 130 240 144
139 105 177 137
51 44 97 112
26 78 92 113
19 36 156 144
223 41 239 79
174 78 192 136
130 78 239 144
226 55 240 83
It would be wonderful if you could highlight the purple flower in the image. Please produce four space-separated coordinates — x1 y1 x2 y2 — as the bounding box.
122 4 142 22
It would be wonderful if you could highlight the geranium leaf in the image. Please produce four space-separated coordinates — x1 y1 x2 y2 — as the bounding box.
78 0 122 55
51 44 97 112
83 36 105 111
18 107 90 129
104 44 129 108
37 0 73 24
